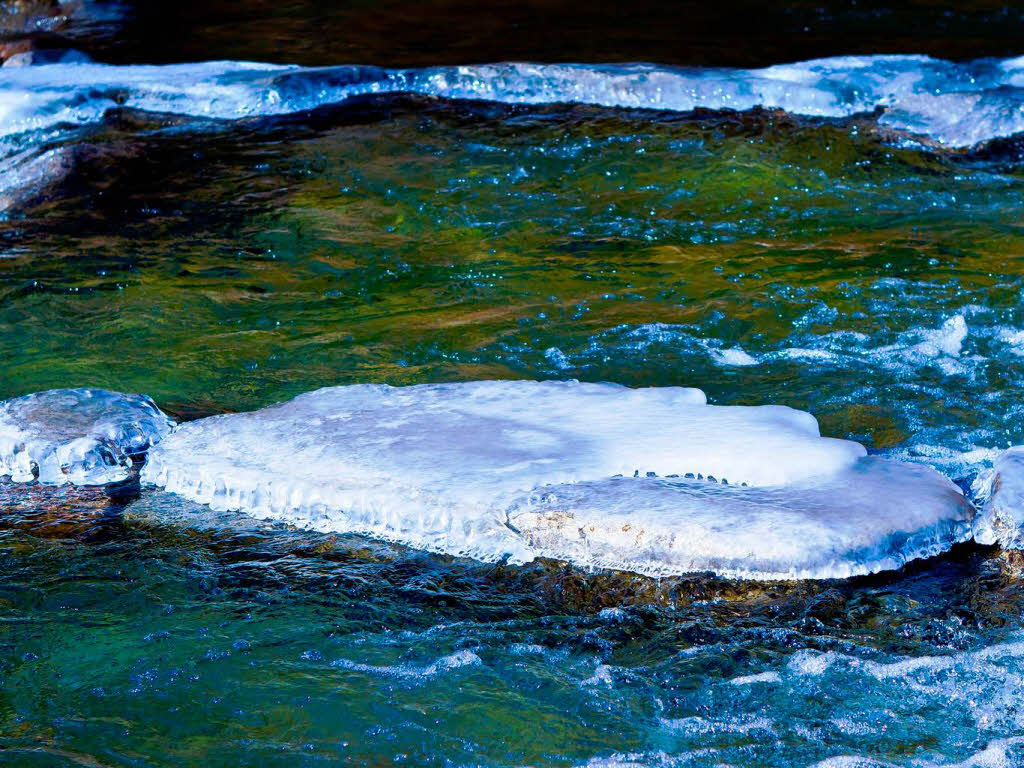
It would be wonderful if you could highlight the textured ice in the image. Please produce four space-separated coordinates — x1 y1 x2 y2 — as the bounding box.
509 457 972 579
4 55 1024 150
973 446 1024 549
0 388 174 485
141 380 973 579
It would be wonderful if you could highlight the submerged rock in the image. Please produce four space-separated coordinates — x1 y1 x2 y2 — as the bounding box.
0 144 75 210
0 388 174 485
142 380 972 580
974 446 1024 550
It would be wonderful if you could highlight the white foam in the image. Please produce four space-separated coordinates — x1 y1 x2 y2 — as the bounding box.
973 446 1024 549
0 388 174 485
330 649 481 680
729 671 782 686
660 714 774 736
812 735 1024 768
809 757 897 768
141 380 974 579
3 55 1024 151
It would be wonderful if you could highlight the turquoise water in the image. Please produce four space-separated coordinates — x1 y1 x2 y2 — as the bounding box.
4 7 1024 764
1 482 1024 766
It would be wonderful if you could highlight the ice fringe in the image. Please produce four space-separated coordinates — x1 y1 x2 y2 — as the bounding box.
139 380 974 580
0 388 174 485
5 54 1024 149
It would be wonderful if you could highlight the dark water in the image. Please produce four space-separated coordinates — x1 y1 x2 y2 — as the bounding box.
8 0 1024 67
3 2 1024 766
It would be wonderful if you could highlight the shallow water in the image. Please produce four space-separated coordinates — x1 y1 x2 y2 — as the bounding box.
4 4 1024 766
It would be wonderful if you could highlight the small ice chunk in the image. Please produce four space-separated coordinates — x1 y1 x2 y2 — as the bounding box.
711 346 759 367
0 388 174 485
973 446 1024 549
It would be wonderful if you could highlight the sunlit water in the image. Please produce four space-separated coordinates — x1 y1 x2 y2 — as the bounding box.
4 38 1024 768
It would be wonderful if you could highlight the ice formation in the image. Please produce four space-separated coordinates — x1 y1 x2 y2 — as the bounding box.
141 380 973 579
510 458 972 579
4 54 1024 149
973 446 1024 550
0 388 174 485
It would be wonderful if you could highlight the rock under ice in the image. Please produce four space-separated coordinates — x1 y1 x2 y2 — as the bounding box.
142 380 974 579
0 388 174 485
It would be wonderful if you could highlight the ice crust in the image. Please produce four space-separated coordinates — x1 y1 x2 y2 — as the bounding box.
0 388 174 485
141 380 973 579
511 458 973 580
3 55 1024 149
973 446 1024 549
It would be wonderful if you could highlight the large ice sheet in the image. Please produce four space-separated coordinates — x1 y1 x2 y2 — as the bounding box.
142 380 972 579
0 388 174 485
3 55 1024 149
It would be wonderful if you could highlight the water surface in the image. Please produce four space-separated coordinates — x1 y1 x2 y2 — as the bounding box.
3 11 1024 766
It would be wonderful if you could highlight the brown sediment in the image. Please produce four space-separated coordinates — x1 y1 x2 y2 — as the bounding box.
997 548 1024 575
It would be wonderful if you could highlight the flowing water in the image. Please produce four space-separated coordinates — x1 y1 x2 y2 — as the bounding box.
3 3 1024 766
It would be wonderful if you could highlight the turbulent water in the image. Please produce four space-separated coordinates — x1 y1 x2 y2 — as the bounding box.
5 18 1024 766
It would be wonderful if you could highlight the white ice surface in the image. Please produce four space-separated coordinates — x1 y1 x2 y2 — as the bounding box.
141 380 973 579
0 388 174 485
510 458 972 579
3 55 1024 149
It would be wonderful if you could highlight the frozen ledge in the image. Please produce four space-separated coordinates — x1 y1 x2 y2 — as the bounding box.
6 55 1024 148
138 380 974 580
510 459 972 580
0 388 174 485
